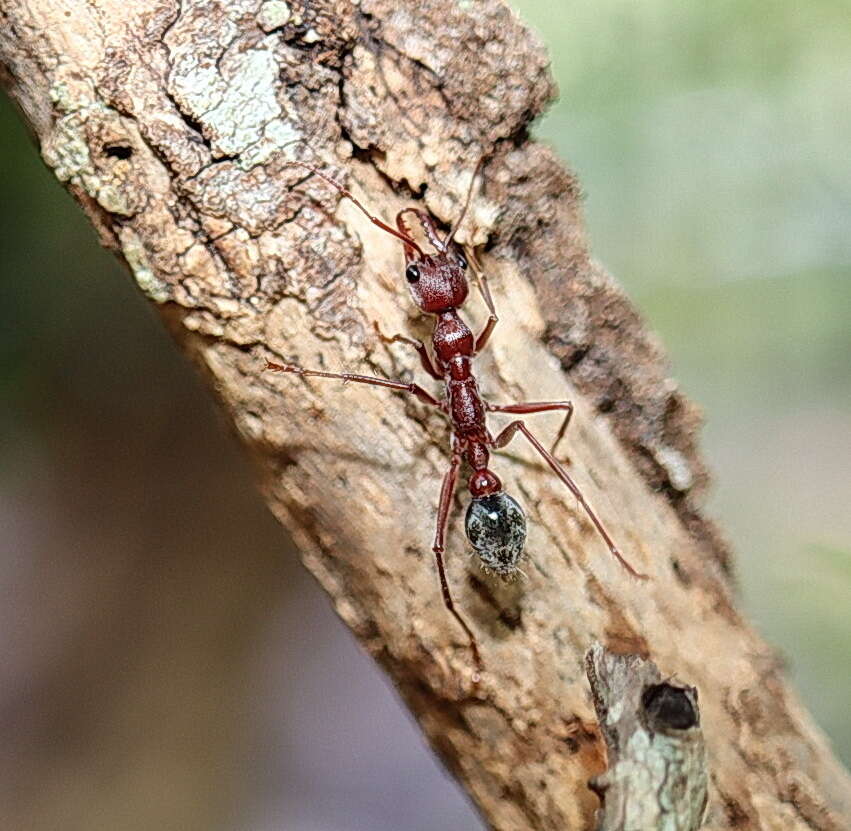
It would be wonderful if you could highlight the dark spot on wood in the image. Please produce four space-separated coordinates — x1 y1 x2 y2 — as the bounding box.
103 143 132 159
642 683 698 730
558 342 589 372
467 573 494 605
467 573 524 630
671 557 691 586
588 776 607 800
723 794 750 826
498 605 522 631
562 716 601 757
164 90 211 148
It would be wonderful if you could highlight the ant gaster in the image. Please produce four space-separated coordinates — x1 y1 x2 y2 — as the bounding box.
266 159 647 677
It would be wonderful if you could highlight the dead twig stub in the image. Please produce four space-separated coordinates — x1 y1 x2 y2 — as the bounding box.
586 643 708 830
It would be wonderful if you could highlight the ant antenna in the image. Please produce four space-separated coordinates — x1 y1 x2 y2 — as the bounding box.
444 157 484 248
282 161 425 256
468 248 498 322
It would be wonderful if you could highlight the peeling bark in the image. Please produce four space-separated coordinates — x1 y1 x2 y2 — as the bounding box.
1 1 849 828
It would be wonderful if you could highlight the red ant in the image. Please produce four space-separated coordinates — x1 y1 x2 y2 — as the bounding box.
266 160 647 676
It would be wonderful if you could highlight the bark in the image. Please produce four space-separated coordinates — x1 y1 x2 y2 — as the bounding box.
1 1 849 828
586 643 709 831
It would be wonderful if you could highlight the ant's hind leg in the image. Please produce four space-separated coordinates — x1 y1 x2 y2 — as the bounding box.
431 450 484 677
265 360 442 408
491 419 647 580
487 400 574 459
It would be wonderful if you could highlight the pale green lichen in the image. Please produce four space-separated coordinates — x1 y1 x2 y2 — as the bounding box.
170 39 302 170
608 728 707 831
44 80 95 182
119 227 170 303
43 111 92 183
263 117 301 148
49 77 88 114
257 0 291 32
44 80 135 216
588 645 708 831
95 182 133 216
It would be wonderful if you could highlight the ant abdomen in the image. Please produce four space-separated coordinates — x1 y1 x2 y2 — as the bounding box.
465 492 527 576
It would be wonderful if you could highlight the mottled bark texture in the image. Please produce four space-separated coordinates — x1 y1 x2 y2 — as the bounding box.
1 1 849 829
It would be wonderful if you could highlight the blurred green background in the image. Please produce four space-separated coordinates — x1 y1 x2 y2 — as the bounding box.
1 1 848 829
511 0 851 761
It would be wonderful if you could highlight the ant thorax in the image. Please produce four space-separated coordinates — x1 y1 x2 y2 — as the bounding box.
433 311 474 364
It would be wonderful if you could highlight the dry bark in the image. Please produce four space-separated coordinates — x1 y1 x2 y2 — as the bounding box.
1 0 849 828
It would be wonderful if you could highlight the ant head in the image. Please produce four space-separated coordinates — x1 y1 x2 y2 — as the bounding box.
284 159 486 315
398 210 470 314
279 158 485 315
393 163 483 315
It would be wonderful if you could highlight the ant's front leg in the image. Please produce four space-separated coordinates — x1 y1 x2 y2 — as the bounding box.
265 360 442 408
372 321 443 380
491 419 647 579
474 314 499 354
487 400 574 459
469 251 499 354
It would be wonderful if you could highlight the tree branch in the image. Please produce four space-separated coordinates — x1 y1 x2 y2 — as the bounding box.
2 0 849 828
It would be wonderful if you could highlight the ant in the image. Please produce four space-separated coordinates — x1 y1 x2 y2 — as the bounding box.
266 159 647 676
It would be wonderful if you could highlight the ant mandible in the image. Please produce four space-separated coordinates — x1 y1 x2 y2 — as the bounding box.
266 158 647 676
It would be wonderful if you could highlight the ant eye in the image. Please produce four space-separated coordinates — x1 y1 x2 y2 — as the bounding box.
405 264 420 283
456 252 468 270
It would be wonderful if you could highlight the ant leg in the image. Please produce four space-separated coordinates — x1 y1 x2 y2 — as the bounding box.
432 449 483 676
550 409 573 460
372 321 442 380
265 360 442 408
282 161 425 255
487 400 574 459
469 250 499 354
473 310 498 354
492 419 647 580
